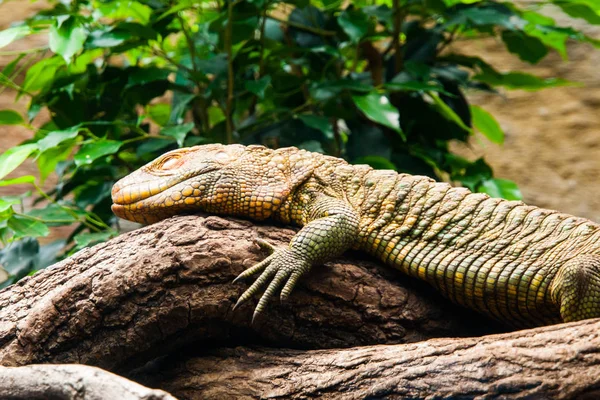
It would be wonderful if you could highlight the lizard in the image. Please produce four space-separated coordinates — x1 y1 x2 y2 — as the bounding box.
111 143 600 328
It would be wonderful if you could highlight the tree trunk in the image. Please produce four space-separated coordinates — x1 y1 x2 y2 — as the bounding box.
2 214 598 399
0 215 487 371
139 318 600 399
0 364 176 400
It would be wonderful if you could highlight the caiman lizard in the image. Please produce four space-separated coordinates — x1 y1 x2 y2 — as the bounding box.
111 144 600 327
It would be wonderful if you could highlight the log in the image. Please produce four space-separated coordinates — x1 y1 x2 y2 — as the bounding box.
138 318 600 399
0 215 487 371
1 214 599 399
0 364 177 400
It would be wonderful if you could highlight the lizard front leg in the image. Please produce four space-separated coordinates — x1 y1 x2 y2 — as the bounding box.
233 195 360 321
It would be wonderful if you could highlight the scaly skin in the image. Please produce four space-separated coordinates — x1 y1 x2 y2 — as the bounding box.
111 144 600 327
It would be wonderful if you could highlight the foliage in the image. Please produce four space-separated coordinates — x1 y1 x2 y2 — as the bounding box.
0 0 598 284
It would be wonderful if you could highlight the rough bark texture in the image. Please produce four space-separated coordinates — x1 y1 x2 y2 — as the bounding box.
1 214 600 399
0 214 489 371
0 364 176 400
139 318 600 400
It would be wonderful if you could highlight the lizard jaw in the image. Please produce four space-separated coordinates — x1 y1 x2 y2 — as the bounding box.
111 167 217 224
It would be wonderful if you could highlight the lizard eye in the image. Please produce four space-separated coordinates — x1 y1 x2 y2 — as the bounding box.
215 151 230 162
159 154 183 170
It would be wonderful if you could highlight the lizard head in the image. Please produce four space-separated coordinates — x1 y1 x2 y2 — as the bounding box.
111 144 314 224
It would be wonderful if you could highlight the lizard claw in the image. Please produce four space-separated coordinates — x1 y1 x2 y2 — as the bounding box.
233 243 312 321
254 238 276 254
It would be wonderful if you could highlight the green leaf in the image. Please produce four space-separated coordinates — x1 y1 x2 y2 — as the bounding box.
2 54 25 77
38 239 67 269
351 93 404 139
298 140 325 153
501 31 548 64
456 158 493 191
136 138 175 157
470 105 504 144
161 122 194 147
7 215 49 239
298 115 334 139
37 142 75 182
448 6 522 30
22 56 65 93
555 2 600 25
0 109 24 125
115 22 158 40
95 0 152 24
478 178 522 200
0 176 36 187
169 93 196 124
27 204 78 226
475 70 576 91
75 181 112 209
74 230 117 249
245 75 271 99
74 140 122 167
427 92 472 133
208 106 225 127
49 17 88 63
444 0 482 5
288 6 326 48
521 19 574 60
0 197 20 213
338 9 369 42
0 238 39 280
384 81 447 93
0 144 37 180
37 126 81 153
0 25 30 48
354 156 397 170
127 66 171 87
146 103 171 126
86 27 131 48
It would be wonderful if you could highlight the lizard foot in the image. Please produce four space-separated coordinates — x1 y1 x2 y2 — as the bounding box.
233 240 311 322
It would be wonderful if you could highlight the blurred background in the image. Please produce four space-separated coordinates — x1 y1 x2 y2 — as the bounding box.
0 0 598 283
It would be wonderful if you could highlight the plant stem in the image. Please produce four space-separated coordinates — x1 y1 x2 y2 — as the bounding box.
225 0 242 144
32 184 107 232
392 0 405 75
178 14 198 71
0 47 48 56
249 1 270 116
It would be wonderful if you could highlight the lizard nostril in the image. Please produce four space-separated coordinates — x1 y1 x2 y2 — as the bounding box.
111 183 121 199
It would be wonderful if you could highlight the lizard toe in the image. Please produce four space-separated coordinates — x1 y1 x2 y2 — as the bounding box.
233 264 277 311
233 255 273 283
254 238 276 254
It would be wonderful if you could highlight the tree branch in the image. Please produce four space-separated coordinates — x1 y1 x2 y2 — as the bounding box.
0 215 486 371
0 364 176 400
141 319 600 399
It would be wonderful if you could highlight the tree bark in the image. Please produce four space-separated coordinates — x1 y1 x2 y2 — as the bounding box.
0 364 176 400
0 215 487 371
1 214 600 399
139 318 600 399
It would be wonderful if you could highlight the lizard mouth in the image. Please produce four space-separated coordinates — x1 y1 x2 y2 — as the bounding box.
111 166 218 224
